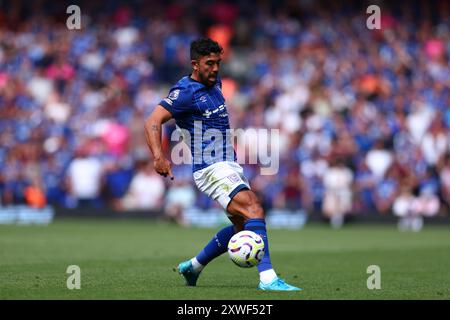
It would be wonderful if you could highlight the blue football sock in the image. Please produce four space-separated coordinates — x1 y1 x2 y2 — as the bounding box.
195 225 236 266
244 218 273 272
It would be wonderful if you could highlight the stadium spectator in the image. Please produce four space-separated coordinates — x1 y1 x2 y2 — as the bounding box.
164 179 196 226
393 186 422 232
415 187 441 218
421 118 449 167
121 160 166 210
322 159 354 228
65 147 104 208
103 157 133 210
40 154 67 207
353 160 377 212
365 140 393 181
372 166 400 215
278 170 302 211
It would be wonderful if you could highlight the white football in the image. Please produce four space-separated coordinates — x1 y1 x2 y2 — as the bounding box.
227 230 265 268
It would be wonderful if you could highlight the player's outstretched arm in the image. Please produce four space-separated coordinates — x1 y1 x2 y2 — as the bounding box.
144 105 174 180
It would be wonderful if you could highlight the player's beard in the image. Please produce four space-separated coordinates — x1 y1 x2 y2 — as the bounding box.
201 72 217 87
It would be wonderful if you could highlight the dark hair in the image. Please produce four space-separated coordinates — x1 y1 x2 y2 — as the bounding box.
190 38 223 60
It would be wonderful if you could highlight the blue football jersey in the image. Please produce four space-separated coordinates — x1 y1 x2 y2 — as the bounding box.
159 75 237 172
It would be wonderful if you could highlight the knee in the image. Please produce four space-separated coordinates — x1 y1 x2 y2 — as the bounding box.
246 199 265 220
228 190 265 221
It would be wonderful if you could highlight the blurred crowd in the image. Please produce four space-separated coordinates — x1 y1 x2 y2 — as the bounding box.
0 0 449 219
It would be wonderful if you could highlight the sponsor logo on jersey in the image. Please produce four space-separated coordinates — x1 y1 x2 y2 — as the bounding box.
203 104 226 118
203 109 212 118
227 173 241 184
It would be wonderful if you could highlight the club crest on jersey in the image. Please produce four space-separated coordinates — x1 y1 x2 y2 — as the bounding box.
200 96 207 103
168 89 180 100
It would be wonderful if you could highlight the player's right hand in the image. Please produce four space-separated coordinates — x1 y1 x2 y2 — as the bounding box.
153 157 174 180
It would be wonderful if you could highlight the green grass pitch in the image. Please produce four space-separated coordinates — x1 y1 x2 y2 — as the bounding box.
1 218 449 300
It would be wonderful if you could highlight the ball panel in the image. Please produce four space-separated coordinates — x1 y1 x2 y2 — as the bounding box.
227 230 266 268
